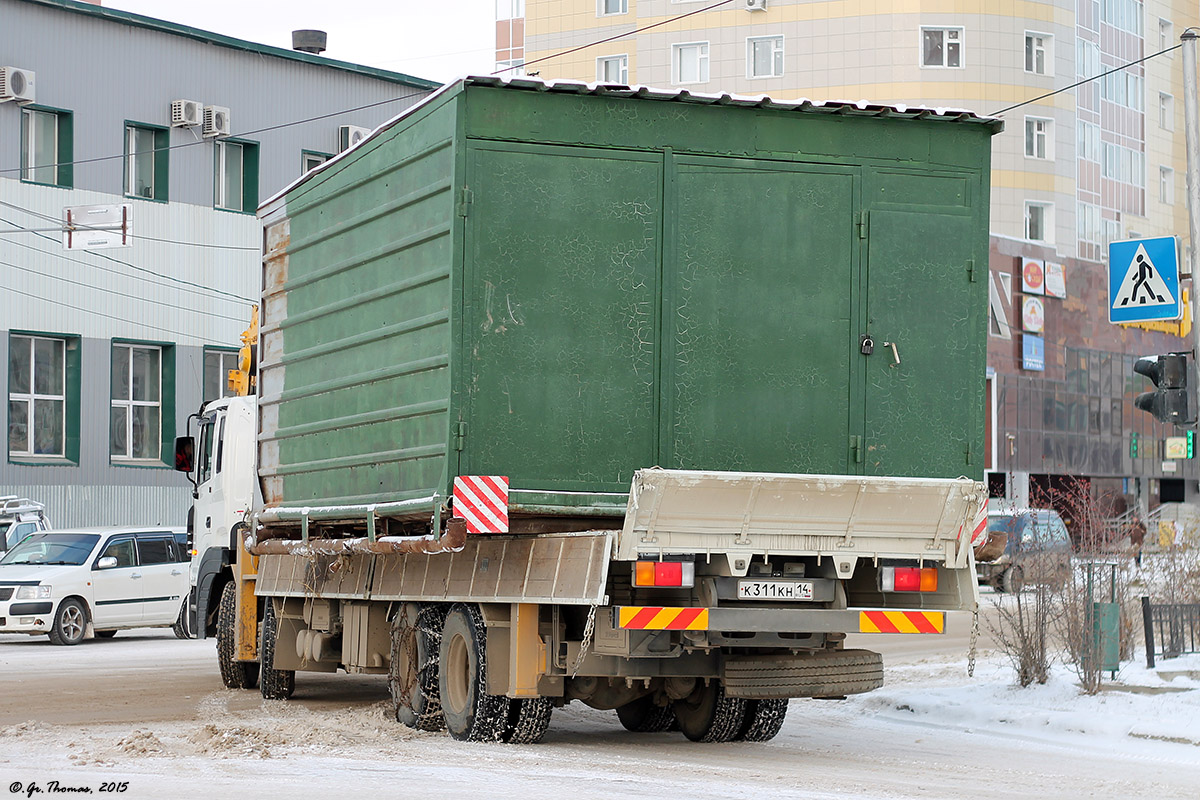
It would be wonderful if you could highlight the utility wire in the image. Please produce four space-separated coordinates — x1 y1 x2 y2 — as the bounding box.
0 200 258 251
0 215 255 304
990 43 1181 116
493 0 736 75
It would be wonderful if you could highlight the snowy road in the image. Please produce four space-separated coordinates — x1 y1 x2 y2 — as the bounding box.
1 603 1198 800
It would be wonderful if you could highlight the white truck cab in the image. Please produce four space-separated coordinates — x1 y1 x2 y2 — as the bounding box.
0 497 51 553
176 394 257 638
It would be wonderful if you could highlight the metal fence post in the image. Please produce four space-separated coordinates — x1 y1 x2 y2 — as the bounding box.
1142 596 1156 669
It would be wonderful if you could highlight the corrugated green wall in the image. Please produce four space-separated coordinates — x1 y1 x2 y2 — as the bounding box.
263 84 995 512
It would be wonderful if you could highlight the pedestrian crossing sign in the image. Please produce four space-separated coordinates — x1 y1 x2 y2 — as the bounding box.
1109 236 1181 323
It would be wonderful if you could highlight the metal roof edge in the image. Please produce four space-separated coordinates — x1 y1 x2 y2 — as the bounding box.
15 0 441 90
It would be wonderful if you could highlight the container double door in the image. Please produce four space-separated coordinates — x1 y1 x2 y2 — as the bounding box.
461 144 981 490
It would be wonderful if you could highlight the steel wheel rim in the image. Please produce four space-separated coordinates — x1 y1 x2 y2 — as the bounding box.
61 605 84 641
445 632 470 715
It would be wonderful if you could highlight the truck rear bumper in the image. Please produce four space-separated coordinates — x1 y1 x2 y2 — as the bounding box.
615 606 947 634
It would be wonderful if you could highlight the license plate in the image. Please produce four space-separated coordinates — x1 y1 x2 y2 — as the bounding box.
737 580 814 601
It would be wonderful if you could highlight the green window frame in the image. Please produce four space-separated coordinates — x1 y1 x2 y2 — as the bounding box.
109 340 175 467
214 138 260 213
7 332 81 465
124 122 170 202
20 105 73 188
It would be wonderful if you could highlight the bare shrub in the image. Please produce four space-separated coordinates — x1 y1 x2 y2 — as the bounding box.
986 582 1054 687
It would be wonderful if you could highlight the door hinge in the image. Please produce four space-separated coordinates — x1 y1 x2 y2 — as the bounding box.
454 421 467 451
456 187 473 218
850 435 864 464
966 258 976 282
857 212 868 240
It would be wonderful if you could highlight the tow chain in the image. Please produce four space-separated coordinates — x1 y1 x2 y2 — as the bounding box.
967 606 980 678
571 605 598 678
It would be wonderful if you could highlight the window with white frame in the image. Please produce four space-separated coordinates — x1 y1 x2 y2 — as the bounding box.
8 335 65 458
1100 70 1144 111
496 0 524 19
1102 218 1121 247
21 107 72 187
125 124 168 200
1025 117 1052 159
1025 202 1053 243
1077 120 1100 161
1160 18 1173 51
1160 166 1174 204
301 151 331 174
921 27 963 68
1159 92 1174 130
1102 142 1145 186
110 343 161 461
214 140 258 213
1025 32 1051 75
598 0 627 16
747 35 784 79
673 41 710 84
1101 0 1143 36
495 58 525 76
1077 202 1101 245
1077 39 1100 78
597 54 629 84
203 349 239 402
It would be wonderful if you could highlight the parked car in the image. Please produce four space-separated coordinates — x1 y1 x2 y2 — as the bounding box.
0 497 51 552
975 509 1073 593
0 526 189 645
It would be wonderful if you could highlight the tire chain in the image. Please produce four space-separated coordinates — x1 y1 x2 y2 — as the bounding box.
389 605 445 731
967 606 980 678
570 604 598 678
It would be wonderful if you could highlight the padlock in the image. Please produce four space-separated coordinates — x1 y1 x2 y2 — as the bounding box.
860 335 874 356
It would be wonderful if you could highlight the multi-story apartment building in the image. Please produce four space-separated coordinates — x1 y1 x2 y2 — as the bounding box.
504 0 1199 519
1 0 436 526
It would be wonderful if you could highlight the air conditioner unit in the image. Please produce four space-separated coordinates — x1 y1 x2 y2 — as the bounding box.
203 105 231 138
745 0 767 10
339 125 372 152
0 67 35 104
170 99 203 127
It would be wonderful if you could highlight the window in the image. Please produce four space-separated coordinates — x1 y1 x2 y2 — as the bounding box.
136 537 173 565
495 58 525 76
1101 0 1143 36
1078 201 1101 245
1024 117 1052 159
21 106 72 187
1077 120 1100 161
673 41 710 84
1159 93 1174 130
1160 18 1173 51
1025 202 1053 243
214 139 259 213
1160 166 1174 204
124 124 169 201
1077 39 1100 78
921 27 963 68
1101 70 1144 111
597 55 629 84
111 343 165 462
8 335 66 458
747 36 784 79
301 151 331 174
1102 218 1121 247
203 349 239 402
496 0 524 19
598 0 627 15
98 538 136 568
1025 32 1051 75
1102 142 1145 186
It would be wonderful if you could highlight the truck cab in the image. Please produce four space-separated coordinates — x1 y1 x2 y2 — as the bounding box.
0 497 51 553
176 395 257 637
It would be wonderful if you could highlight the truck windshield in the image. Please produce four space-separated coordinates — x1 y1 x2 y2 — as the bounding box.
0 533 100 566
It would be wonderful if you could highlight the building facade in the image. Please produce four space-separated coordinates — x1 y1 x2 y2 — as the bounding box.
1 0 436 527
505 0 1200 516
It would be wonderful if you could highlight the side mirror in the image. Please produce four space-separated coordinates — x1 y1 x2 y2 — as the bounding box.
174 436 195 473
96 556 118 570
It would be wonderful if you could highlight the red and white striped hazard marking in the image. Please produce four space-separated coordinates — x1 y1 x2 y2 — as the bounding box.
958 496 989 548
453 476 509 534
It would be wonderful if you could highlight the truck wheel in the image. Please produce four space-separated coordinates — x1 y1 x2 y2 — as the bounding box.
172 600 192 640
616 695 678 732
672 682 746 743
723 649 884 699
259 599 295 700
216 582 259 690
734 699 788 742
48 599 87 646
1002 566 1025 594
438 603 511 742
504 698 554 744
390 603 446 731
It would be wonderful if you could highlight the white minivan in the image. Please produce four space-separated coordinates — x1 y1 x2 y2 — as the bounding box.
0 527 189 645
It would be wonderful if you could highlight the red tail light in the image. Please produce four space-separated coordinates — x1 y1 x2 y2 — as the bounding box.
880 567 938 593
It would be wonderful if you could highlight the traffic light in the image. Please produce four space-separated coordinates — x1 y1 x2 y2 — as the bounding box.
1130 432 1139 458
1189 430 1196 459
1133 352 1197 426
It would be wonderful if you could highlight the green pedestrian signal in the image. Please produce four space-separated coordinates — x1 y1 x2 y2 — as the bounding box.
1130 432 1139 459
1189 430 1195 459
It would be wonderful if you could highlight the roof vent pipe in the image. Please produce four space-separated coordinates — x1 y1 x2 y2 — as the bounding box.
292 30 328 54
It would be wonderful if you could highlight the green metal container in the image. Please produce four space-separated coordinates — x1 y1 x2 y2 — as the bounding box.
257 78 1001 516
